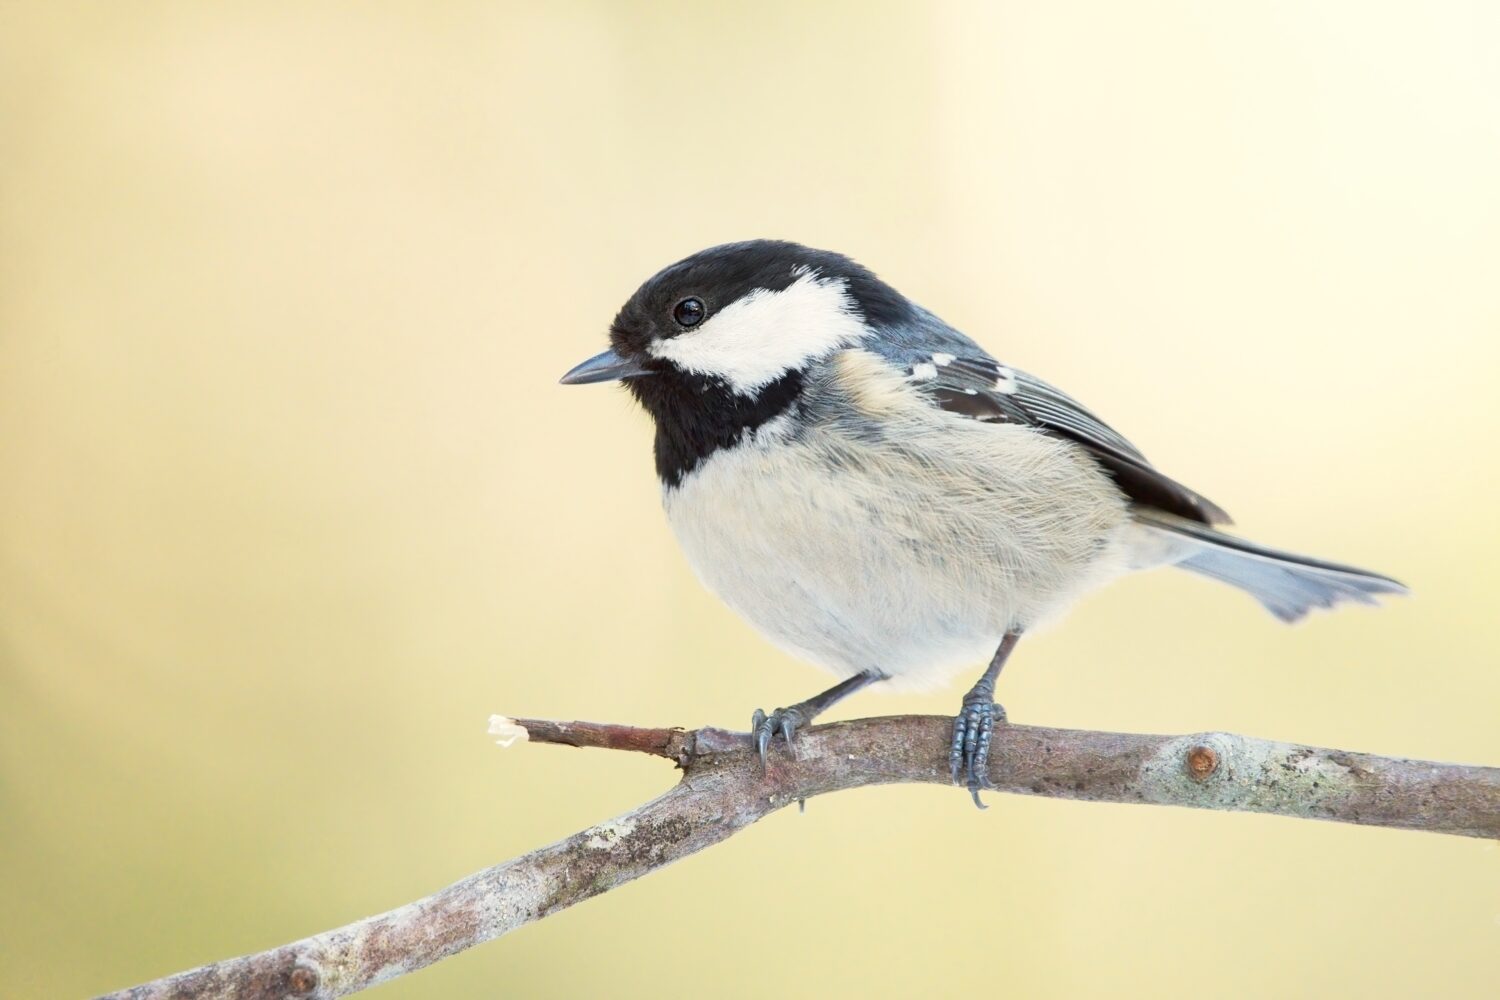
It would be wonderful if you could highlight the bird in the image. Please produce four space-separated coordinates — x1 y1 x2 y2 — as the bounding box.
560 239 1407 806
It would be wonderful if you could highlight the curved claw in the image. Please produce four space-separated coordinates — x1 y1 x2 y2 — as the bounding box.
751 708 770 766
967 761 996 811
779 710 800 750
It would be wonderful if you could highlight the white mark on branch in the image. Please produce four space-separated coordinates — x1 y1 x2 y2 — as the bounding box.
488 715 529 748
584 817 638 850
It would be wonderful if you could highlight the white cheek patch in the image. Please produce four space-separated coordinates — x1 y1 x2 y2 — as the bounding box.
647 273 869 394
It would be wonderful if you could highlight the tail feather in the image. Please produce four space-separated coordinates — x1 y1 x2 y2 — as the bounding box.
1133 510 1409 623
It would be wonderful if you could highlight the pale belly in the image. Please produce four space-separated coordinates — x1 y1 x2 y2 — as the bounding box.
663 420 1135 691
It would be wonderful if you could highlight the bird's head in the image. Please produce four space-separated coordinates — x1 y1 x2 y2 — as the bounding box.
560 240 912 484
563 239 911 395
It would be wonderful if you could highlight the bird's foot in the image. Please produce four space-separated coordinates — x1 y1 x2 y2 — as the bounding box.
751 705 808 768
746 672 886 773
949 698 1007 809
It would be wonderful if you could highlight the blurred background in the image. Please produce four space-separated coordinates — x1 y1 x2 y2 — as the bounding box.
3 2 1498 997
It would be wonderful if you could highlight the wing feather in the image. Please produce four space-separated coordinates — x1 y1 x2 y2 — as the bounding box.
870 322 1230 525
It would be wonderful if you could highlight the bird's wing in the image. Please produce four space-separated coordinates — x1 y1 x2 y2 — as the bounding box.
869 317 1231 525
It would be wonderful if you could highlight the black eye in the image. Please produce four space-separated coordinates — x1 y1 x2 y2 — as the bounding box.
672 297 706 328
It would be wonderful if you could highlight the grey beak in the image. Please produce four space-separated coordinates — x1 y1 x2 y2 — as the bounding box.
559 348 652 385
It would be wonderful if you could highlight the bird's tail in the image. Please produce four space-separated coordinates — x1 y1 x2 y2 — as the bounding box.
1132 509 1409 623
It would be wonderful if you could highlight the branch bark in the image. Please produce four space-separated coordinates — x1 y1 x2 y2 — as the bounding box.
100 716 1500 1000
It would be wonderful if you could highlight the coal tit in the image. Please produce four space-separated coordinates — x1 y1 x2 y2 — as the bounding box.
561 240 1407 805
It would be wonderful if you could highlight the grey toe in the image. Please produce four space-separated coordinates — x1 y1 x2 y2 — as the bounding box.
950 700 1005 808
751 706 805 769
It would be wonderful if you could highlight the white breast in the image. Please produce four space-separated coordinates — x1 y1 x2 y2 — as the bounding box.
662 352 1136 691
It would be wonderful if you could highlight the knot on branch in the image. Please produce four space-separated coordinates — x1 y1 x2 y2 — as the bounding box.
287 961 320 996
1186 743 1220 781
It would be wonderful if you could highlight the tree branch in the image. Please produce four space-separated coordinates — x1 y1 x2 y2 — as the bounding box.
99 716 1500 1000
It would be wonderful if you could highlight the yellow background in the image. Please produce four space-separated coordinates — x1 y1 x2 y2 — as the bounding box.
3 2 1499 997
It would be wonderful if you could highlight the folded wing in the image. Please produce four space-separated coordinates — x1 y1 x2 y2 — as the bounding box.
871 321 1230 526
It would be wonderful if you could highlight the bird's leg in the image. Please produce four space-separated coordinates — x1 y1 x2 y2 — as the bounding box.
950 630 1022 809
751 669 885 767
